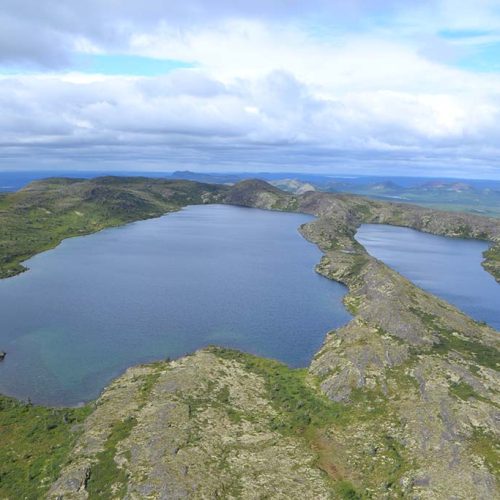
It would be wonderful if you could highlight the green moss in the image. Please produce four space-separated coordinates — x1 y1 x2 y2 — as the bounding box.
335 480 363 499
410 307 500 370
353 203 373 220
470 429 500 476
344 294 363 314
434 332 499 370
285 197 300 211
211 347 347 436
409 307 440 331
344 387 388 422
86 417 137 499
456 224 472 238
345 255 369 281
0 396 91 499
214 386 243 423
138 369 163 401
381 434 409 492
449 381 481 401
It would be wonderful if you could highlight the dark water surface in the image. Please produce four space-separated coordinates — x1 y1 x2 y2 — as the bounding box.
356 224 500 330
0 205 350 406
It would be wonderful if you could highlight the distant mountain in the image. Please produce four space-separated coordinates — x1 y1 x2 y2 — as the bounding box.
269 178 316 194
170 170 244 184
309 179 500 218
420 181 474 192
164 173 500 217
366 180 401 192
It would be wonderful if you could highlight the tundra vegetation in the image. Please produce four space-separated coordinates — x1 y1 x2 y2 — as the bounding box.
0 177 498 499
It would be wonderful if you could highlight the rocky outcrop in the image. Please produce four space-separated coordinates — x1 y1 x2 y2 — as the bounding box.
49 351 335 499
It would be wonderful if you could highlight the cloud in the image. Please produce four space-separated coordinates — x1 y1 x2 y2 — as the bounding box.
0 1 464 68
1 1 500 177
1 65 500 176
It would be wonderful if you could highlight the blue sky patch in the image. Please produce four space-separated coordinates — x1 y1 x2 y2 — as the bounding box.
454 42 500 72
439 29 493 40
72 54 196 76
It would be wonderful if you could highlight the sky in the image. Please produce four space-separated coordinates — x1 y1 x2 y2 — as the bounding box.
1 1 500 178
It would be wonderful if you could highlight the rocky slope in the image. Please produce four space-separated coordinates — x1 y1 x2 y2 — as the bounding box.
302 218 499 498
48 350 341 499
219 180 500 497
0 177 498 499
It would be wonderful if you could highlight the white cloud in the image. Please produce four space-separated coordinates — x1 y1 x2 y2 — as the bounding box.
1 1 500 176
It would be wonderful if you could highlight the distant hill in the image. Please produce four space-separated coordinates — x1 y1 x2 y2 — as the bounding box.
170 170 245 184
269 178 316 194
167 172 500 217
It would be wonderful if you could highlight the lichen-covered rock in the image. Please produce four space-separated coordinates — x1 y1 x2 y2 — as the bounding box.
49 352 335 499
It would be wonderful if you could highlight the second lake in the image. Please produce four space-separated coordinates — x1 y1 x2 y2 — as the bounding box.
356 224 500 331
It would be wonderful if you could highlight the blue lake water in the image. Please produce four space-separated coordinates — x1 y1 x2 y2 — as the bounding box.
356 224 500 331
0 205 350 406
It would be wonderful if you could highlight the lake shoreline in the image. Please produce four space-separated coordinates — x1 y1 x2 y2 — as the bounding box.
0 177 499 407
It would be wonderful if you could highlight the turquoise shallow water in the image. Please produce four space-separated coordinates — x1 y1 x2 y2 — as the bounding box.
0 205 351 406
356 224 500 331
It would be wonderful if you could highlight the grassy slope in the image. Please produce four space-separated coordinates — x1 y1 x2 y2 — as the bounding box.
0 396 91 499
0 176 227 279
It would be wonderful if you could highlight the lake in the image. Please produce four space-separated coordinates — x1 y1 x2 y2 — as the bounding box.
355 224 500 331
0 205 350 406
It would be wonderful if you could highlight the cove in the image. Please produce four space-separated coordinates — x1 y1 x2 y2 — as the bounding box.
356 224 500 331
0 205 350 406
